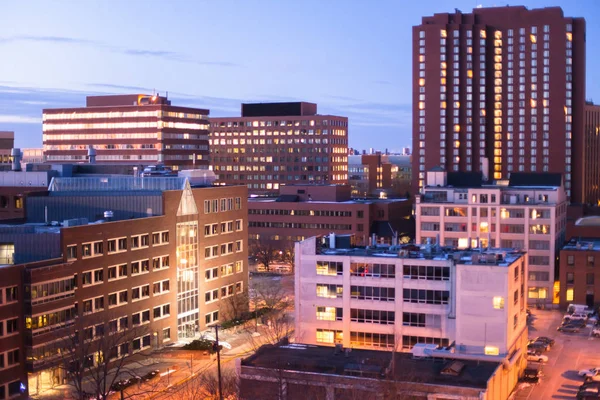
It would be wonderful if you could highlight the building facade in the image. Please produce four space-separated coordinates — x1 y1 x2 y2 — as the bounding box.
42 94 210 170
0 176 248 398
348 154 393 198
210 102 348 195
248 184 413 248
294 235 528 371
0 131 14 166
559 239 600 308
412 6 585 202
415 170 567 304
583 102 600 206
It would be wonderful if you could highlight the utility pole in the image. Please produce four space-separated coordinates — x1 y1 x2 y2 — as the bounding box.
214 325 224 400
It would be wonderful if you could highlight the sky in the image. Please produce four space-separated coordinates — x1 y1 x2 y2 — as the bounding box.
1 0 599 152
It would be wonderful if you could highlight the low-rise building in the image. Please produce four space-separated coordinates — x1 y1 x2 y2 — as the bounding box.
248 184 413 248
238 340 515 400
348 154 393 198
0 175 248 398
559 238 600 308
295 234 528 368
415 169 567 305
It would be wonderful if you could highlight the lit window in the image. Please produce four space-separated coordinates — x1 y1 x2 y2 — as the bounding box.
493 296 505 309
566 288 574 302
484 346 499 355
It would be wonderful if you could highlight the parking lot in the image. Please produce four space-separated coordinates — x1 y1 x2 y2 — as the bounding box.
514 309 600 399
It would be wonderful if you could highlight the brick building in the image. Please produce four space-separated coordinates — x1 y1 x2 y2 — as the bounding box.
0 176 248 397
583 102 600 206
248 184 413 248
42 94 210 170
412 6 585 202
210 102 348 195
348 154 393 198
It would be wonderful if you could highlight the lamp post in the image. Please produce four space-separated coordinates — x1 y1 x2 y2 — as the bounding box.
214 325 224 400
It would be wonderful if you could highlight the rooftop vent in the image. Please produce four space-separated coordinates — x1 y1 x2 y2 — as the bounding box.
441 361 465 376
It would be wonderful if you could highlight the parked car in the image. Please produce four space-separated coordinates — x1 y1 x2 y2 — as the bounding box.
565 313 589 322
581 382 600 392
127 376 142 386
520 367 541 383
579 368 600 378
533 336 555 347
110 379 130 392
528 341 549 352
558 324 582 333
578 387 600 400
142 370 160 382
526 351 548 363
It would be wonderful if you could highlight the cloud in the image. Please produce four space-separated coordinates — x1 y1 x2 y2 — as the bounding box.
0 115 41 124
0 35 241 67
373 80 392 85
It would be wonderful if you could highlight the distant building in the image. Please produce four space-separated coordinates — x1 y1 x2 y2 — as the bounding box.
295 235 527 359
384 154 412 197
415 169 567 305
239 341 515 400
210 102 348 195
42 94 210 170
560 237 600 308
413 6 585 202
348 154 392 197
0 176 248 397
248 184 413 248
0 131 14 165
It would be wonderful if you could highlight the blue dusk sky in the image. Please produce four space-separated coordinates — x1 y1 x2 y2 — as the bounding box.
0 0 599 152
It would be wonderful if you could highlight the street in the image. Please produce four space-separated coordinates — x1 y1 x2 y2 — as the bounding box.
513 309 600 400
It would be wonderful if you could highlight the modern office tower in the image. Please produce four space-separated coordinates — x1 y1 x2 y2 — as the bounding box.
412 6 585 202
42 94 210 170
294 234 528 389
415 169 567 305
0 175 248 397
583 102 600 206
210 102 349 195
248 184 413 249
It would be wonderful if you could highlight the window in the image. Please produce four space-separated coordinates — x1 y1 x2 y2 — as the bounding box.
152 231 169 245
351 331 395 348
403 265 450 281
205 289 219 303
350 263 395 278
6 318 18 334
566 272 575 284
589 256 596 267
235 240 243 252
567 255 575 266
403 289 449 304
351 286 395 301
5 287 17 303
316 261 343 276
205 267 218 281
67 245 77 260
108 290 128 308
587 273 595 285
316 306 343 321
235 219 243 231
205 311 219 325
350 309 394 324
402 313 441 328
316 284 343 299
163 327 171 341
153 304 171 319
316 329 343 344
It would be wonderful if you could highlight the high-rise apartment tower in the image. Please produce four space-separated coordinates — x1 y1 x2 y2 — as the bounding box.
412 6 585 201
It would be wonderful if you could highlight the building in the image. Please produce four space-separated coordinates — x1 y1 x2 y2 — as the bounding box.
412 6 585 202
295 235 527 359
42 94 210 170
20 148 45 166
560 238 600 308
583 101 600 206
0 175 248 397
415 169 567 305
384 154 412 197
0 131 14 165
348 154 393 198
210 102 348 195
238 342 513 400
248 184 414 248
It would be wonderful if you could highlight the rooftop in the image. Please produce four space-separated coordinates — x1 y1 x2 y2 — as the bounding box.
242 343 499 389
576 216 600 226
48 176 188 192
312 235 524 266
563 238 600 252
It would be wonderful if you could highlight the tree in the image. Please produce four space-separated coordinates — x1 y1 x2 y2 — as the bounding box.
51 315 160 400
169 363 239 400
221 290 250 322
250 238 278 271
279 241 295 273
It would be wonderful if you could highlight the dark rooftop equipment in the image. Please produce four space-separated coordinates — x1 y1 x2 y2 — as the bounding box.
241 102 317 117
508 173 562 187
275 195 299 202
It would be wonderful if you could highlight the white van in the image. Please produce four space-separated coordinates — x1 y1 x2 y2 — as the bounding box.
568 304 593 315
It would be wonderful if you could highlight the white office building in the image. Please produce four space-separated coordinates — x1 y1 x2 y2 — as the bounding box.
295 234 528 364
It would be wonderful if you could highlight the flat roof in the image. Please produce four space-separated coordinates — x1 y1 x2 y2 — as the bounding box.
242 343 498 389
248 198 408 205
563 239 600 251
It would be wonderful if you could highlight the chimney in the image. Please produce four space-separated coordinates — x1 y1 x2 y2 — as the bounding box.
87 145 97 164
11 148 22 171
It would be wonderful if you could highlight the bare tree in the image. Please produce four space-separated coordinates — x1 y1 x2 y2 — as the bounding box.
169 364 239 400
51 315 160 400
221 290 250 322
250 238 278 271
279 241 295 273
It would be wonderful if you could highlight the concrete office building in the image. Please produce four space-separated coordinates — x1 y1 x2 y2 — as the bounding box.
0 176 248 397
42 94 210 170
295 235 528 359
248 184 414 248
415 169 567 305
412 6 585 202
210 102 348 195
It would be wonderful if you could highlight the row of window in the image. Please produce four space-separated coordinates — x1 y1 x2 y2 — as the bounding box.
204 241 244 259
204 220 243 236
0 318 18 338
250 221 353 230
0 286 18 305
213 119 347 128
81 256 169 287
203 197 243 214
248 209 354 217
66 231 169 260
204 261 244 281
0 348 19 371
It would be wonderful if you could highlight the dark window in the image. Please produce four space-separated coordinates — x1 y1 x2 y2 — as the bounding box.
566 272 575 284
587 273 595 285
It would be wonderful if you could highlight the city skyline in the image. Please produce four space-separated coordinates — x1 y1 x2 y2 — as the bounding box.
1 0 599 151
